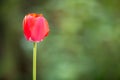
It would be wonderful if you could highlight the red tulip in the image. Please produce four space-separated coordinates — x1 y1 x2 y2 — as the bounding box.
23 13 49 42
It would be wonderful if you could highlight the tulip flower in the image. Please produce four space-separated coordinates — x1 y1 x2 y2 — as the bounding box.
23 13 49 80
23 13 49 42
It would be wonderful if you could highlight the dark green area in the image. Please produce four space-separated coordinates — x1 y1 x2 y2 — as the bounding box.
0 0 120 80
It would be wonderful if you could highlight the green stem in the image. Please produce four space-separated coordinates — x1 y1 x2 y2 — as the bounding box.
33 42 37 80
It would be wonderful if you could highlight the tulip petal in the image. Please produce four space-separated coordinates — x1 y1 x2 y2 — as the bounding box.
23 15 35 41
44 18 49 37
23 13 49 42
31 17 45 42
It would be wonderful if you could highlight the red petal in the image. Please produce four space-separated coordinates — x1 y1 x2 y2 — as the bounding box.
23 15 35 41
23 13 49 42
31 16 49 42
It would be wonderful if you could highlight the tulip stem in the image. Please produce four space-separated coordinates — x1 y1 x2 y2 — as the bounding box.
33 42 37 80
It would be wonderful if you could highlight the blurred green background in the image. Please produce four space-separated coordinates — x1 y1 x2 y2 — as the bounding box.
0 0 120 80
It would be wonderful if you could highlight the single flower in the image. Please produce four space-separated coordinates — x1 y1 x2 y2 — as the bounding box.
23 13 49 42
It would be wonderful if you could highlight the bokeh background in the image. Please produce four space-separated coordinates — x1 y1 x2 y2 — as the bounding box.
0 0 120 80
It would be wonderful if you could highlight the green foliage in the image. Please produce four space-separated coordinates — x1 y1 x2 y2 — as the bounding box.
0 0 120 80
